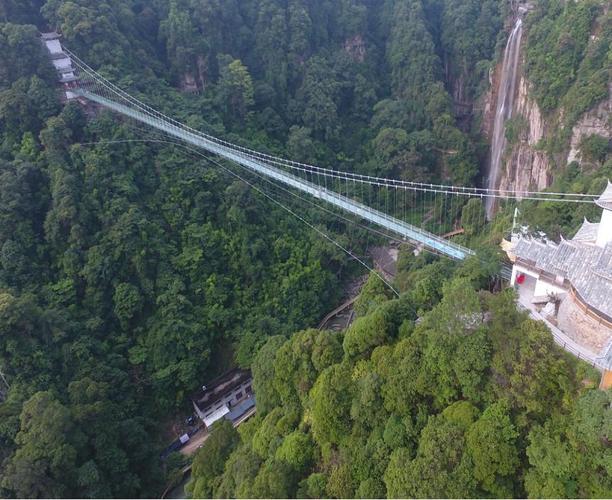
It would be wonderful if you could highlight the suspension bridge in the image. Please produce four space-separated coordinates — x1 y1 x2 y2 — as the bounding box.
46 42 598 284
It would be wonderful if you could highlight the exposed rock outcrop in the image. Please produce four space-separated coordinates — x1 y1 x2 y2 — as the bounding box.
497 73 551 193
343 34 366 62
180 55 209 94
482 14 610 199
567 85 612 164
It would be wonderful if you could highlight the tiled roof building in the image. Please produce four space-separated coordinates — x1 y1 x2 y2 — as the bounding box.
510 182 612 327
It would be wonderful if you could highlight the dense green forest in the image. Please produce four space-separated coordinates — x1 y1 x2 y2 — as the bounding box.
187 256 609 498
0 0 610 498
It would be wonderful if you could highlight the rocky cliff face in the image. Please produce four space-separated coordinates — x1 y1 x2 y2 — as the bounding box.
566 85 612 164
482 14 610 195
494 70 552 193
180 55 209 94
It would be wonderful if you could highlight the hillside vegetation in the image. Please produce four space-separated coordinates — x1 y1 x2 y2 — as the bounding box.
0 0 609 498
188 254 610 498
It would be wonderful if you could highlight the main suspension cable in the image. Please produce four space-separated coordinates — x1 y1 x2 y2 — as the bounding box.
65 49 597 203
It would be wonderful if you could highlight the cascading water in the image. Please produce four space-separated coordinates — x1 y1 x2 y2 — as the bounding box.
485 17 524 219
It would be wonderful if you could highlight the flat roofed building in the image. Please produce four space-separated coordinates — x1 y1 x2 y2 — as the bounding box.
52 56 74 72
225 396 256 426
40 32 78 99
203 405 230 428
191 368 253 429
44 37 63 55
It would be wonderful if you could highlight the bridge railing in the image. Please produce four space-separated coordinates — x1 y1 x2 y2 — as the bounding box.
65 50 598 205
75 87 476 261
517 302 611 371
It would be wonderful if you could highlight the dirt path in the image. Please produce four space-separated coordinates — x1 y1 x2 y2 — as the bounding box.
179 428 209 456
319 275 367 331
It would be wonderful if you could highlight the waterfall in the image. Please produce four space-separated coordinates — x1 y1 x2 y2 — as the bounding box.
486 18 524 219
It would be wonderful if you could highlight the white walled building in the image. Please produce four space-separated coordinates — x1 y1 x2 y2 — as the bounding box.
596 182 612 247
191 368 254 429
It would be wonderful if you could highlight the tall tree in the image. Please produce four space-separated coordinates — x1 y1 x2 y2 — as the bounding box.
1 392 81 498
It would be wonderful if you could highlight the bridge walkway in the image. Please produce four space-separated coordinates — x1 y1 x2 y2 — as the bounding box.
76 89 475 262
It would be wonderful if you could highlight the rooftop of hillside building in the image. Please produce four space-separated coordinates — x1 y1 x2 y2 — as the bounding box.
513 236 612 322
511 182 612 323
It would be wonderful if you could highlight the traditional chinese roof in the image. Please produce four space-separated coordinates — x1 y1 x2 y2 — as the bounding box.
595 181 612 211
50 51 68 61
514 236 612 321
513 237 548 264
550 239 578 277
594 243 612 280
571 243 612 320
571 218 599 243
535 240 562 271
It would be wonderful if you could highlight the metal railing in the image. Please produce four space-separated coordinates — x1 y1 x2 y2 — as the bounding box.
75 88 477 261
517 302 611 371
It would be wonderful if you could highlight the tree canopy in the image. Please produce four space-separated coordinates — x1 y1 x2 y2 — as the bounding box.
0 0 609 498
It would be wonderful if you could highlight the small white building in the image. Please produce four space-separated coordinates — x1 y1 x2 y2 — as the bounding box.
191 368 253 429
41 32 79 99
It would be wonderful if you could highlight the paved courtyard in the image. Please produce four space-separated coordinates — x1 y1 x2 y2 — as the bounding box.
557 295 612 355
515 274 612 367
